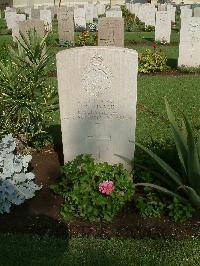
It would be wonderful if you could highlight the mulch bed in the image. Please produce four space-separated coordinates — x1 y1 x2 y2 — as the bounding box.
1 148 200 240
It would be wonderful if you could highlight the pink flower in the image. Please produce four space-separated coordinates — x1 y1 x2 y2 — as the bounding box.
99 180 114 195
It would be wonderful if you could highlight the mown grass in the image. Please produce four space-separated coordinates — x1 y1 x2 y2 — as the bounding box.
0 234 200 266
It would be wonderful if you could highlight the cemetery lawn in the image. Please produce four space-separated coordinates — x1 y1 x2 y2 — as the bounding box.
0 234 200 266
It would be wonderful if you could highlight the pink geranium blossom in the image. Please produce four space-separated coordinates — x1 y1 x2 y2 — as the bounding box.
99 180 114 195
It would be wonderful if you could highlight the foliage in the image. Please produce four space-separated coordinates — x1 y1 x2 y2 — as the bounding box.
0 134 41 214
0 42 9 62
144 25 155 32
86 22 98 32
122 6 145 32
76 31 97 46
135 99 200 208
138 45 167 73
0 30 58 146
167 197 195 223
58 40 74 48
51 154 134 222
136 191 165 218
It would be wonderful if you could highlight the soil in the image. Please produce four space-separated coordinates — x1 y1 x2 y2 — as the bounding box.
1 148 200 240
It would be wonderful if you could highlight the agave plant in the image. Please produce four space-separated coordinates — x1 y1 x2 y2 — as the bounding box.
135 98 200 207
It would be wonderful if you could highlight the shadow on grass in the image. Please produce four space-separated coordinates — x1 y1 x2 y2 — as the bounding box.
142 36 154 43
167 58 177 69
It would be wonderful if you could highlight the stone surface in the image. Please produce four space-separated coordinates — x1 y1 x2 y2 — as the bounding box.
5 10 17 29
58 9 74 44
74 7 86 29
106 9 122 17
155 11 171 43
56 47 138 168
178 17 200 67
194 7 200 17
31 8 40 19
98 17 124 47
12 14 26 41
86 4 94 23
18 19 45 38
40 9 52 31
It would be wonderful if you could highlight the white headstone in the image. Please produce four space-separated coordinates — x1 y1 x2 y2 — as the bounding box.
106 9 122 18
178 17 200 67
56 47 138 169
74 7 86 29
155 11 171 43
40 9 52 31
86 4 94 23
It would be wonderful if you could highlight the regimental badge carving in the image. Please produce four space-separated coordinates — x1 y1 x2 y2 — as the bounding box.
81 55 113 97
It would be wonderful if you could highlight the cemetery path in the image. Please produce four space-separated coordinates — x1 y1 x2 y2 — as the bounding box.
0 148 200 240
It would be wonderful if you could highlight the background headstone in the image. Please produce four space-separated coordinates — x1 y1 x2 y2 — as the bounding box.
56 46 138 169
98 17 124 47
74 7 86 29
155 11 171 43
58 10 74 44
178 17 200 67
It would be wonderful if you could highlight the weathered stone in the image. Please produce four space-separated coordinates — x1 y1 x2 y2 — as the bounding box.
40 9 52 31
155 11 171 43
98 17 124 47
31 8 40 19
86 4 94 23
74 7 86 29
56 46 138 169
106 9 122 18
178 17 200 67
194 7 200 17
18 19 45 38
58 10 74 44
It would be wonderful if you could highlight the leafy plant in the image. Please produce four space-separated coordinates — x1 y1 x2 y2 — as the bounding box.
122 6 145 32
51 154 134 222
0 134 41 214
136 192 165 218
167 197 194 222
0 30 58 146
135 99 200 208
76 30 97 46
139 46 167 73
144 25 155 32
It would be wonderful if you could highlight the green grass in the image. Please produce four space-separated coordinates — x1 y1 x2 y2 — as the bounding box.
0 234 200 266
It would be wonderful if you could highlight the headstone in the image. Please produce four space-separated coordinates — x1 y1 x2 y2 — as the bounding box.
40 9 52 31
157 4 166 11
86 4 94 23
5 11 17 29
93 6 98 19
194 7 200 17
58 10 74 44
97 4 105 15
18 19 45 38
178 17 200 67
181 9 192 30
106 9 122 18
56 46 138 169
145 7 156 27
98 18 124 47
24 7 32 19
12 14 26 41
155 11 171 43
31 9 40 19
74 7 86 29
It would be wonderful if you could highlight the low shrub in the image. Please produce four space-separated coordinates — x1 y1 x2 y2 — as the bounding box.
167 198 195 222
136 191 165 218
0 134 41 214
139 45 167 73
51 154 134 222
0 30 58 147
76 30 97 46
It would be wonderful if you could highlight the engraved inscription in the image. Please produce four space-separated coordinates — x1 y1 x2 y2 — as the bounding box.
81 55 112 97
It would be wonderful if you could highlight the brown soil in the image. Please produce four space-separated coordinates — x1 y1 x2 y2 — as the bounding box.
1 148 200 240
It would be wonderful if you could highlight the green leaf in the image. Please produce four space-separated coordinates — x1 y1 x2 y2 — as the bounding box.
136 142 182 186
183 114 200 193
165 98 188 175
135 182 187 203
